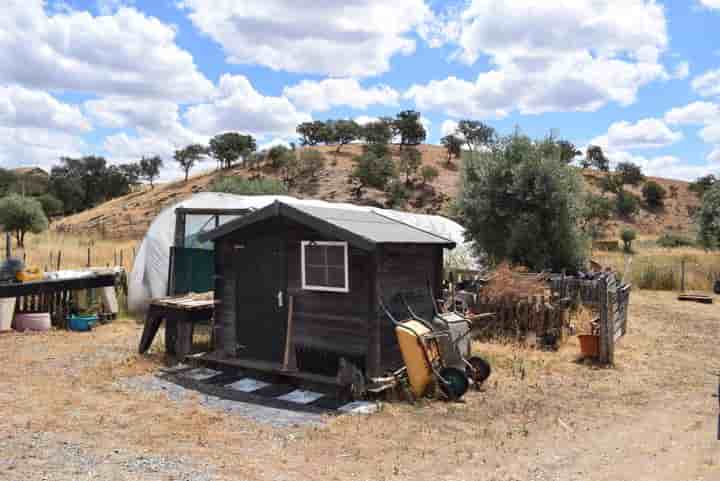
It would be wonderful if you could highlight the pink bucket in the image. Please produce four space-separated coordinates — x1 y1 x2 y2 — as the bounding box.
13 313 51 332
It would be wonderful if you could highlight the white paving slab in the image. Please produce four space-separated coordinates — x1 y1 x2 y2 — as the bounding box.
225 378 270 393
276 389 325 405
159 363 190 373
181 367 220 381
338 401 380 415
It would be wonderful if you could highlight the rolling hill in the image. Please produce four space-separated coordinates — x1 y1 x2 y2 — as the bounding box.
53 144 701 241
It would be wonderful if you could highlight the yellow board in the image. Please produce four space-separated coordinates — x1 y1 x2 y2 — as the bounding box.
395 321 439 398
16 266 44 282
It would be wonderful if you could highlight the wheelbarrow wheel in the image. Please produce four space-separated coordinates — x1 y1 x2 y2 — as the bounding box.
439 367 469 401
467 356 491 387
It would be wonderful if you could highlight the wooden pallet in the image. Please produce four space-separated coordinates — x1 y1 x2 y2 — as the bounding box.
678 294 714 304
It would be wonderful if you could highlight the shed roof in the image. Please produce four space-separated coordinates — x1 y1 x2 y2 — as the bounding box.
197 201 456 251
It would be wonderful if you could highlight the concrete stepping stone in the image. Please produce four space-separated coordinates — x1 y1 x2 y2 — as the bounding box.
276 389 325 405
181 367 220 381
225 378 270 393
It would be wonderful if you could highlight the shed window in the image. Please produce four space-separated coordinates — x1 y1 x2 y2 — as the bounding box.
301 241 349 293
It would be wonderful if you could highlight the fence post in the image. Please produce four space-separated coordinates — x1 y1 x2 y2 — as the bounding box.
598 275 613 364
680 259 686 293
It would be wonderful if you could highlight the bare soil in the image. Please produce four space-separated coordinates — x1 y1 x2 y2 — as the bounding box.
1 290 718 480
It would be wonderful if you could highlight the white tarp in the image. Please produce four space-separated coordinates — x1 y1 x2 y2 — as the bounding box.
128 193 469 313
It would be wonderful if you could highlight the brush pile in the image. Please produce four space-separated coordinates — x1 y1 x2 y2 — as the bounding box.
481 263 549 301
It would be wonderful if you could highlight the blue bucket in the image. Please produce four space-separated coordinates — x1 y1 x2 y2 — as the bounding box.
68 314 98 332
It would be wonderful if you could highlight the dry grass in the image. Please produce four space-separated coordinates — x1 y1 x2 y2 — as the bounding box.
7 230 139 271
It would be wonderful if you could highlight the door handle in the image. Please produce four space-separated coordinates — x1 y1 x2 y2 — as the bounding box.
277 290 284 308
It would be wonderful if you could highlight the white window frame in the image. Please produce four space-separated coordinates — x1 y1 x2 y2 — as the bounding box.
300 241 349 293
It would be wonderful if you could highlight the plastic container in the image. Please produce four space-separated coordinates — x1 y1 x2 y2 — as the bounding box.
13 312 51 332
0 297 16 331
578 334 600 358
68 314 98 332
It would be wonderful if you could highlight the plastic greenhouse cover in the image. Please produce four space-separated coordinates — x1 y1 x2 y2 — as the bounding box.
127 192 472 313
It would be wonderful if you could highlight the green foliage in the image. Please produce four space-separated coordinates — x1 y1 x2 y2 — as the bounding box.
209 176 288 195
139 155 163 188
398 147 422 185
615 189 639 217
581 193 613 240
395 110 426 147
440 134 463 165
657 232 695 248
296 121 328 146
49 156 135 214
362 120 393 144
599 173 623 194
209 132 256 169
299 149 325 178
420 165 439 186
267 145 293 169
585 145 609 171
456 133 586 271
0 194 48 247
328 119 361 153
0 168 16 196
556 140 581 164
616 161 644 185
385 180 410 208
642 180 667 208
350 151 397 192
689 174 717 198
35 194 64 218
174 144 207 181
455 120 496 151
697 183 720 248
620 228 637 253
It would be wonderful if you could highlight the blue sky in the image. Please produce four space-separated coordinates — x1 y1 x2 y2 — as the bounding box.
2 0 720 181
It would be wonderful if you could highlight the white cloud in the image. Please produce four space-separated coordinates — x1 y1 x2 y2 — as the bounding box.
0 85 90 133
592 118 682 150
672 61 690 80
692 69 720 97
699 0 720 9
700 123 720 144
184 74 311 139
440 120 458 137
406 0 669 117
1 1 213 102
354 116 378 126
664 102 720 125
283 79 399 112
420 116 431 138
709 147 720 163
599 149 717 182
180 0 433 77
0 127 86 170
96 0 135 15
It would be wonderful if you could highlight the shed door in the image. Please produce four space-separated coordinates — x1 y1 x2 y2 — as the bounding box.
234 236 287 363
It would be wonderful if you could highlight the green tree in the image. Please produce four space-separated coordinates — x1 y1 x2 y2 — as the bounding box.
296 121 327 146
35 193 64 218
267 145 293 169
209 176 288 195
456 134 586 271
600 173 623 194
174 144 207 182
299 149 326 179
556 140 581 164
395 110 426 148
140 156 163 188
385 180 410 208
697 183 720 248
689 174 717 198
456 120 496 152
0 168 16 196
398 147 422 185
440 134 463 165
0 194 48 247
616 189 639 217
581 194 613 240
328 119 360 153
362 120 393 144
585 145 609 171
119 163 142 187
642 180 667 208
209 132 256 169
350 151 397 194
620 228 637 253
616 161 644 186
420 165 439 186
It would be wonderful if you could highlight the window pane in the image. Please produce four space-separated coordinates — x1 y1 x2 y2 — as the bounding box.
326 267 345 288
325 246 345 267
305 245 324 265
305 266 326 286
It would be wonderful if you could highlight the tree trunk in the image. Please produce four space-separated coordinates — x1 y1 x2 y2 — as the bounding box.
184 169 189 182
18 230 24 249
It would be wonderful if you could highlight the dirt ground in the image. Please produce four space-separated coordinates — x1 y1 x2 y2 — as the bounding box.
1 290 718 481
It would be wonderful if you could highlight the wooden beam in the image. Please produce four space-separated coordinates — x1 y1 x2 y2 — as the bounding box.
367 250 381 378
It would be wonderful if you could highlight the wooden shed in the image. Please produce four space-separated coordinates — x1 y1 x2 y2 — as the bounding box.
197 200 455 380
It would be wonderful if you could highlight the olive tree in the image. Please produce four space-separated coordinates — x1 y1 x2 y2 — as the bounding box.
456 134 586 271
0 194 48 247
697 183 720 249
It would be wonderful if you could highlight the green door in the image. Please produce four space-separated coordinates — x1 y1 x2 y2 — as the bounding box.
234 236 288 363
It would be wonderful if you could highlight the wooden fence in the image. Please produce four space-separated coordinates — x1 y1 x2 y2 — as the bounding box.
471 294 568 340
549 275 603 306
598 275 632 364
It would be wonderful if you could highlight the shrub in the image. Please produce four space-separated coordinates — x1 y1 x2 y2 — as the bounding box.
299 150 325 179
616 190 639 217
581 194 613 240
642 180 667 208
350 151 397 191
398 147 422 185
267 145 293 169
689 174 717 198
620 228 637 253
697 183 720 248
36 194 64 218
615 162 644 186
0 194 49 247
599 173 622 194
420 165 439 186
657 233 695 248
385 180 410 208
456 133 586 271
209 176 288 195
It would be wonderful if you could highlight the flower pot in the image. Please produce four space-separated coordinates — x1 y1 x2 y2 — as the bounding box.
578 334 599 358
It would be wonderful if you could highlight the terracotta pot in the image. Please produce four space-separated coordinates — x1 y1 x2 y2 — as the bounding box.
13 312 51 332
578 334 599 358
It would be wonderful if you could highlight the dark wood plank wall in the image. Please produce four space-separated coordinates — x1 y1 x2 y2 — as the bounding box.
375 244 443 372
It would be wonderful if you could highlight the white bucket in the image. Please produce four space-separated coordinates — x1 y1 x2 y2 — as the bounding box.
0 297 16 331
